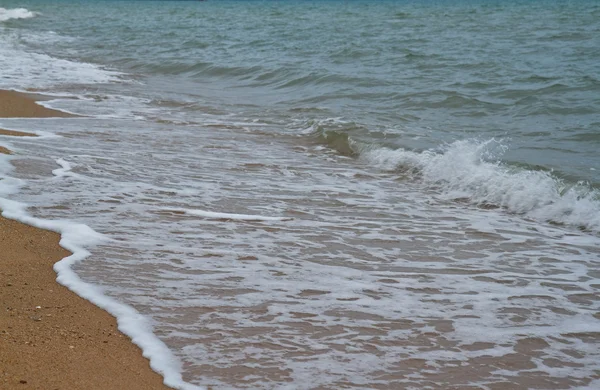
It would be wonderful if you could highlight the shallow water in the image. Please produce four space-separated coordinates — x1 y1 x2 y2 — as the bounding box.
1 1 600 389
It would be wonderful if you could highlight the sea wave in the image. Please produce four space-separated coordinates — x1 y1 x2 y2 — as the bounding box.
307 122 600 232
0 29 126 89
0 7 37 22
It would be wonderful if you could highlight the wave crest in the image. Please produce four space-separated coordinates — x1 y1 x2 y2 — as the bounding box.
305 122 600 232
363 139 600 231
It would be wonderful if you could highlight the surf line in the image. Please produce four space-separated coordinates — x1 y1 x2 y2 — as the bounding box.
165 208 294 222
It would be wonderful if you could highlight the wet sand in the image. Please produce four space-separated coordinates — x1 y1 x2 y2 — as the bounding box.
0 90 169 389
0 128 37 137
0 89 74 118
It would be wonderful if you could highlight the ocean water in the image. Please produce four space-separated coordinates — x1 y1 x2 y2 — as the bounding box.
1 1 599 389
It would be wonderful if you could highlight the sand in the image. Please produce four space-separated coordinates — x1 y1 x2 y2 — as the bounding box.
0 128 37 137
0 90 170 389
0 90 74 118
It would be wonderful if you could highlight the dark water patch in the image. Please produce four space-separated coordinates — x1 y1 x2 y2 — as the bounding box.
447 81 503 90
253 68 295 83
274 72 387 90
392 11 411 19
514 102 598 117
181 39 210 50
288 107 331 114
423 94 503 110
563 132 600 143
312 130 358 157
514 74 560 84
539 31 591 42
197 64 264 79
329 47 381 62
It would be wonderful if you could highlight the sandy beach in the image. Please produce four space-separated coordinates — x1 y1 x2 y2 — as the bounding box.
3 2 599 387
0 90 169 389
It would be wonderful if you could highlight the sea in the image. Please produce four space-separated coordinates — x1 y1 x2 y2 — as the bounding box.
1 1 599 389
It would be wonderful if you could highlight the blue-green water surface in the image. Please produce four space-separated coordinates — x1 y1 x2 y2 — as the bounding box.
7 0 600 183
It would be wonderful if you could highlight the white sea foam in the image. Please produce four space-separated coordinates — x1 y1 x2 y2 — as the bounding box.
38 94 152 119
175 208 293 221
0 7 37 22
52 158 73 177
0 157 20 197
0 157 203 390
4 116 599 388
361 139 600 231
0 30 124 89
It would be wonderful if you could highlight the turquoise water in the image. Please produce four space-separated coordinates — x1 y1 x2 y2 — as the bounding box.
8 0 600 182
1 1 600 389
7 0 600 183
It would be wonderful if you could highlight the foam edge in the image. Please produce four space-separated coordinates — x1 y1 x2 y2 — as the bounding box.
0 197 204 390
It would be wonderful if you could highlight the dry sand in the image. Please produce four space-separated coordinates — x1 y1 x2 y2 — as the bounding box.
0 90 170 389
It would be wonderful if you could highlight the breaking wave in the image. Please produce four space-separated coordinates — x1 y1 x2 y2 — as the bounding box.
308 122 600 232
0 7 37 22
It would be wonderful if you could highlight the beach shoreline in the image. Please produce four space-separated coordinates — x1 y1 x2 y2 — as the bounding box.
0 90 170 389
